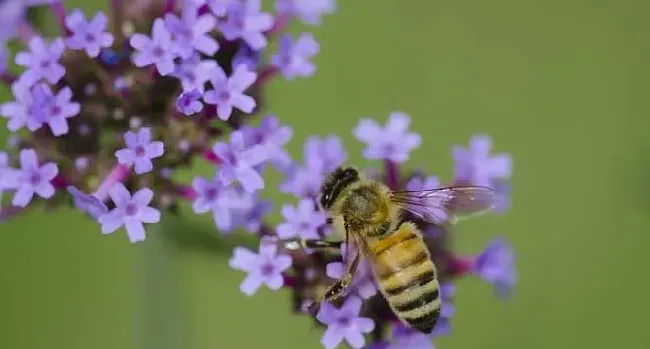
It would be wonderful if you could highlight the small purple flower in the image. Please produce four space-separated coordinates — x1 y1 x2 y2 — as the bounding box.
0 45 6 74
353 112 421 163
212 130 268 193
276 199 327 239
453 134 512 187
326 243 377 299
193 0 233 17
176 89 203 115
316 296 374 349
0 151 11 192
0 0 26 43
228 197 272 233
191 176 250 231
304 135 347 173
219 0 273 50
65 10 114 58
97 183 161 243
492 180 511 213
66 186 109 220
1 82 34 132
229 242 292 296
474 237 517 297
25 84 80 136
203 64 257 120
275 0 337 25
240 115 293 170
172 54 217 93
387 325 435 349
115 127 165 174
280 163 326 198
406 174 440 191
15 36 66 86
271 33 319 80
5 149 58 207
164 5 218 59
129 18 176 76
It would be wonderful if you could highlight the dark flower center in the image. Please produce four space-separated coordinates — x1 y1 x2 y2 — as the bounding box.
260 262 275 276
28 171 41 186
298 221 311 231
337 316 351 327
205 188 218 200
218 90 231 102
125 203 138 216
135 146 146 157
152 46 165 57
50 105 61 116
85 33 96 42
40 60 51 69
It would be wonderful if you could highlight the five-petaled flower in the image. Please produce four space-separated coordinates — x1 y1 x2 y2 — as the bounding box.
4 149 58 207
219 0 273 50
229 242 293 296
98 183 161 243
316 296 375 349
272 33 319 80
212 130 267 193
115 127 165 175
129 18 176 76
176 89 204 115
453 134 512 187
25 83 80 136
164 4 219 59
203 64 257 120
65 9 114 58
474 237 517 297
276 199 328 240
15 36 66 86
191 176 250 230
353 112 421 163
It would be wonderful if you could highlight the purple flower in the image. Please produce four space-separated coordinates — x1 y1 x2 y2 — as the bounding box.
1 82 35 132
0 152 12 197
193 0 233 17
164 5 218 59
15 36 66 86
240 115 293 170
387 325 435 349
66 185 109 220
0 45 6 74
353 112 421 163
4 149 58 207
191 176 250 231
97 183 161 243
474 237 517 297
172 54 217 93
176 89 203 115
453 134 512 187
316 296 374 349
65 10 114 58
229 242 292 296
212 130 268 193
115 127 165 174
203 64 257 120
26 83 80 136
280 164 326 198
326 243 377 299
276 199 327 239
275 0 337 25
304 135 347 173
492 180 511 213
0 0 26 43
129 18 176 76
228 197 272 233
271 33 319 80
406 174 440 191
219 0 273 50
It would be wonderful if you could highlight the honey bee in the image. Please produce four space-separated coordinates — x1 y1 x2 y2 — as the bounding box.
283 166 496 334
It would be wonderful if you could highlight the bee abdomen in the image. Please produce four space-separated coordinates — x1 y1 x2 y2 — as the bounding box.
385 266 441 334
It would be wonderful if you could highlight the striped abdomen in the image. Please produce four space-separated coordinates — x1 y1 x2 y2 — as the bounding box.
367 221 441 334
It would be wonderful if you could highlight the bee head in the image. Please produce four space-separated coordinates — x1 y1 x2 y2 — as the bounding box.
319 166 360 211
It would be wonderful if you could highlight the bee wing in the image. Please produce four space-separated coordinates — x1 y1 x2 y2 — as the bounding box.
390 186 497 225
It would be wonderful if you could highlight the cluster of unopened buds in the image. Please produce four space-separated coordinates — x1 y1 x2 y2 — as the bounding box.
0 0 516 348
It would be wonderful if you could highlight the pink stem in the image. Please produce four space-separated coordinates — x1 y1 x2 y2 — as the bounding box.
176 186 197 201
201 148 221 165
0 73 16 86
282 274 296 288
52 175 68 189
384 160 400 190
92 164 131 201
447 256 474 276
266 13 291 37
17 20 36 45
255 66 279 86
50 1 71 36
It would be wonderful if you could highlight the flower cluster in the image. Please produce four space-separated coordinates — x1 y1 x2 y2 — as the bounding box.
0 1 517 348
0 0 328 240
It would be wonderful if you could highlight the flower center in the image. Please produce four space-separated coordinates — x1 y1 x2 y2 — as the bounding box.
49 105 61 116
337 316 351 327
152 46 165 57
260 262 275 276
125 203 138 216
205 188 218 200
218 90 231 102
135 146 146 157
40 60 51 69
85 32 96 42
28 171 41 186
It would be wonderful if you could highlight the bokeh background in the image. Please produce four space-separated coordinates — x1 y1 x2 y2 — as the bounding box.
1 0 649 348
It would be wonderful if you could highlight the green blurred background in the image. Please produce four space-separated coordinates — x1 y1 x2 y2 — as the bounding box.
1 0 650 348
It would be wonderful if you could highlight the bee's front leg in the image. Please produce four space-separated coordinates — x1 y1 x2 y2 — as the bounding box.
307 251 361 314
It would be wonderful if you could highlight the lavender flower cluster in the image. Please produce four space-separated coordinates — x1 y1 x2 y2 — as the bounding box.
0 1 516 348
